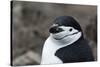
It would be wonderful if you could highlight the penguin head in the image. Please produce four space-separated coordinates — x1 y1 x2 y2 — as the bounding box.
49 16 83 40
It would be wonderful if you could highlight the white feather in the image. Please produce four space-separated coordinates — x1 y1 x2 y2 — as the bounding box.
41 27 82 65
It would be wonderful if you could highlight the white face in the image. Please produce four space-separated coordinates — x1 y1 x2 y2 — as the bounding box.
51 26 80 40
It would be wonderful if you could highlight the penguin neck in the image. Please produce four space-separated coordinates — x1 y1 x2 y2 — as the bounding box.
50 32 82 46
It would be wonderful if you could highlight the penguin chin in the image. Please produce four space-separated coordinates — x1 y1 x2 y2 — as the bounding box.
54 32 79 40
52 31 80 41
50 32 82 46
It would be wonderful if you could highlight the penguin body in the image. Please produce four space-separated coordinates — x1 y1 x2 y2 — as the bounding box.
41 16 94 64
55 38 94 63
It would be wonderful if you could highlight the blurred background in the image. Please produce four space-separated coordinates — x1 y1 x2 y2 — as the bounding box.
11 1 97 66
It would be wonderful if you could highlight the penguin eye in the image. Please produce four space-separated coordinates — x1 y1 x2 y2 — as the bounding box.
69 28 73 32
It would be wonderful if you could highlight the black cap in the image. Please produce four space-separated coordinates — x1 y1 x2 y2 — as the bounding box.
54 16 82 31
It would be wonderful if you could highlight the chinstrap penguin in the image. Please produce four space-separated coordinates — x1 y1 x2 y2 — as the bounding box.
41 16 94 64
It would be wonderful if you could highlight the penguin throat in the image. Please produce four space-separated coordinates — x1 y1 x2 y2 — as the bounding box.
51 32 82 46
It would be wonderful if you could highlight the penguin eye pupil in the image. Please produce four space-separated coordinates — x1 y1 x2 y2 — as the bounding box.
69 28 72 31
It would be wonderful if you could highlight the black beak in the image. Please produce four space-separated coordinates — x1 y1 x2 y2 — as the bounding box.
49 26 64 34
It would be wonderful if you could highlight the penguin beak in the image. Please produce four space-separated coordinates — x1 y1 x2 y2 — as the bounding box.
49 26 64 34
